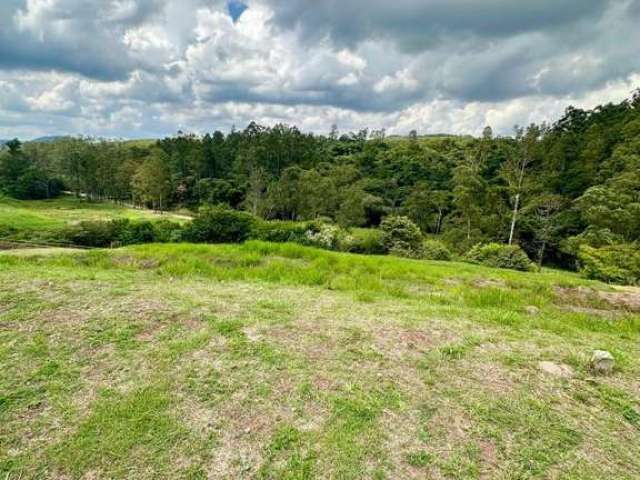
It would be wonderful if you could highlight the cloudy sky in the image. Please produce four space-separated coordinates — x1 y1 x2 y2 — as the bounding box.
1 0 639 139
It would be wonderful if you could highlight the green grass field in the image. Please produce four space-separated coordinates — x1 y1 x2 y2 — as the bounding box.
1 239 639 479
0 196 190 241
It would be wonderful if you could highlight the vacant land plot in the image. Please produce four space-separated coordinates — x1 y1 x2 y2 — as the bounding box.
1 242 639 479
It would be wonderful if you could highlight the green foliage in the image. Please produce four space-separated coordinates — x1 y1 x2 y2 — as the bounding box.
465 243 535 271
251 219 310 243
64 220 126 247
562 226 625 257
64 218 184 247
4 90 640 272
422 239 452 261
578 244 640 285
339 228 386 255
183 207 255 243
380 215 424 258
302 222 346 250
0 140 63 200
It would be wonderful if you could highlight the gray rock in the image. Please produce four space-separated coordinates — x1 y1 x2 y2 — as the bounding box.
525 306 540 315
590 350 615 375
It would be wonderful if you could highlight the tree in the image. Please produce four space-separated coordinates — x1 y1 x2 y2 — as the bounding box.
242 166 269 217
131 150 172 212
524 194 564 267
452 154 486 241
502 125 539 245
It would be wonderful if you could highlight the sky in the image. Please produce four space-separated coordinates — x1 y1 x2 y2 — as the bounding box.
0 0 639 139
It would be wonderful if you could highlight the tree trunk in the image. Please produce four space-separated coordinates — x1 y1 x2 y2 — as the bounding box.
467 217 471 240
508 193 520 245
538 240 546 269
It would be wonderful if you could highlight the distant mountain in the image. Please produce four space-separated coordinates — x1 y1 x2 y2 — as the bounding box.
32 136 68 143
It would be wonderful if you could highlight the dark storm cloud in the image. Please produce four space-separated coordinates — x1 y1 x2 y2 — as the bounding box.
266 0 608 49
0 0 164 80
266 0 640 102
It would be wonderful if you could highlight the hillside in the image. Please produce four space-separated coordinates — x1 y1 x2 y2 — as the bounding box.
0 196 190 242
1 241 639 479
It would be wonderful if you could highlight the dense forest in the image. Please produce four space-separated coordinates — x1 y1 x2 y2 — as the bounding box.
1 90 639 270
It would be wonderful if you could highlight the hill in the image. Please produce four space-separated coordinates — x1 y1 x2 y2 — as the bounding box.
0 196 191 242
0 240 638 478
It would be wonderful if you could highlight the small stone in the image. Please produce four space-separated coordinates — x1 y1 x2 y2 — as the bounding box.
525 306 540 315
538 361 573 378
590 350 615 375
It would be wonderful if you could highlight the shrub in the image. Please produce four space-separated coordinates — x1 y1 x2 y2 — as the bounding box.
64 220 125 247
380 215 424 258
339 228 386 255
562 226 625 257
64 219 184 247
578 244 640 285
153 220 184 243
251 220 310 243
465 243 535 271
422 239 452 261
183 207 255 243
303 222 346 250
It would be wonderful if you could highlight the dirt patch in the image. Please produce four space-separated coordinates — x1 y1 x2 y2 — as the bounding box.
555 286 640 313
372 325 457 360
599 287 640 312
538 361 573 379
474 278 507 288
479 439 498 479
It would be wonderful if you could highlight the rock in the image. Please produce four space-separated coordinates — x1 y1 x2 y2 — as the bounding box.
525 306 540 315
590 350 615 375
538 361 573 379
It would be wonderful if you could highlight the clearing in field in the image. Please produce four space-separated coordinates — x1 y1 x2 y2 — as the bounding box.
1 241 639 479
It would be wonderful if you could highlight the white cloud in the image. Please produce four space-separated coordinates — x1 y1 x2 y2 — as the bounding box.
0 0 638 139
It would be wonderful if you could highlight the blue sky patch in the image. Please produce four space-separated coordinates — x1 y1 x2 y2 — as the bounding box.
228 0 248 23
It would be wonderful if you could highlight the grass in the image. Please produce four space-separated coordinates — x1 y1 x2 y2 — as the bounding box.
0 212 639 477
0 196 189 241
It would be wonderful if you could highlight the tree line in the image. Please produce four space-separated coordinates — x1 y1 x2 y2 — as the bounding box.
1 90 639 269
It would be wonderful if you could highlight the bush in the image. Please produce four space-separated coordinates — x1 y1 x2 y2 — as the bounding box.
303 222 347 250
339 228 386 255
422 239 452 261
465 243 535 271
153 220 184 243
64 219 184 247
64 220 126 247
251 220 310 243
380 215 424 258
578 244 640 285
561 226 625 258
183 207 255 243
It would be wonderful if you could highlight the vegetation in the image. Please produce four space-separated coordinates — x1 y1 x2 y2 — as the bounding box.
579 244 640 285
465 243 536 272
1 90 639 274
0 241 639 478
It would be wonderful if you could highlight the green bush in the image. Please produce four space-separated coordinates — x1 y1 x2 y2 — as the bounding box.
64 219 184 247
64 220 126 247
183 207 255 243
302 222 347 250
422 239 452 261
465 243 535 271
153 220 184 243
578 244 640 285
380 215 424 258
251 220 310 243
562 226 625 257
339 228 386 255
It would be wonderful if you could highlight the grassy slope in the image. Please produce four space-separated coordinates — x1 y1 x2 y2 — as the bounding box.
0 241 639 479
0 196 189 240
